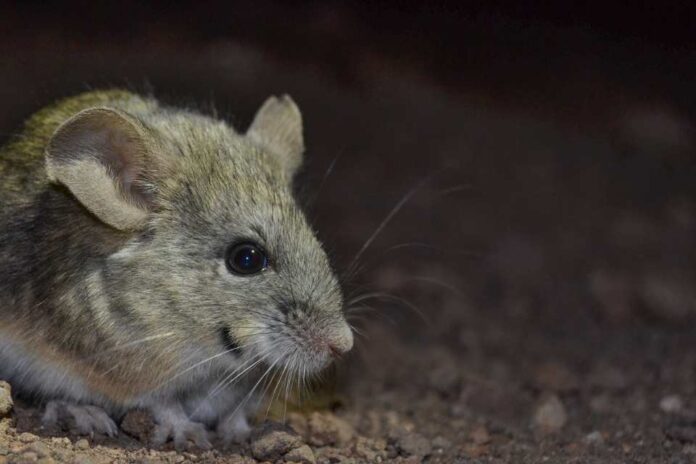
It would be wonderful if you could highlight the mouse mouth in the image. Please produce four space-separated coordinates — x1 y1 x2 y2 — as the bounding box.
219 327 241 356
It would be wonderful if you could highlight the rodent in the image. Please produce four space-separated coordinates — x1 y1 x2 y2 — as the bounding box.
0 90 354 448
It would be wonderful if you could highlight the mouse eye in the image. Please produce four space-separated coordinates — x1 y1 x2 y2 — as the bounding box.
225 242 269 275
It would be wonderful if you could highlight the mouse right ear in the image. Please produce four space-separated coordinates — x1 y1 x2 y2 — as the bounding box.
45 108 154 232
246 95 305 177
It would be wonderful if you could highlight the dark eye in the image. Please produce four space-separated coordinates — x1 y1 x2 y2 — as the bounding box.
225 242 269 275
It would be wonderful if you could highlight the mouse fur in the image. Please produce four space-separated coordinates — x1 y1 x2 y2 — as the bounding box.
0 90 353 448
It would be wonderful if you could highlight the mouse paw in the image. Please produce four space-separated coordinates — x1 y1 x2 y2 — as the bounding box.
217 410 251 447
151 405 211 451
42 401 119 438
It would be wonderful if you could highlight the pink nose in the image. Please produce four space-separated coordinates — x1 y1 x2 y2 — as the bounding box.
326 325 354 357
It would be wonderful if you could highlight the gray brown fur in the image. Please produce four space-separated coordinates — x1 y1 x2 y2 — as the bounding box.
0 90 353 447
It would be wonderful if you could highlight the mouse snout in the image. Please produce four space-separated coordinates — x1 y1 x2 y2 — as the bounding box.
324 321 354 358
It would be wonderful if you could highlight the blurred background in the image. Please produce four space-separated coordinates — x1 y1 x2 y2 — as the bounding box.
2 2 696 461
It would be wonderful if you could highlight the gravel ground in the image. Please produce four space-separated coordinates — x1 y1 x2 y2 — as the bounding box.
1 5 696 463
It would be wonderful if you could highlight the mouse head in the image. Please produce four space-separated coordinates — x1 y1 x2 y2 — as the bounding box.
45 94 353 383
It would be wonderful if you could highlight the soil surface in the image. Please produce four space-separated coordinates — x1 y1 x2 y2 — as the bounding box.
1 4 696 463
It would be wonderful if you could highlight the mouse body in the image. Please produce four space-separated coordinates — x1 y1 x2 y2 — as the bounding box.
0 90 353 448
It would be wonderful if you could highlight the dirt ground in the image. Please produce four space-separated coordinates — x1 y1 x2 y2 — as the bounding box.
1 3 696 463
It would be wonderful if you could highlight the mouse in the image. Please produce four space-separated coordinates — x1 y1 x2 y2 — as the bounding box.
0 89 354 449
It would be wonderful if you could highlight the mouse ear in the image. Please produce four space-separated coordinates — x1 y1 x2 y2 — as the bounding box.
45 107 154 231
246 95 305 176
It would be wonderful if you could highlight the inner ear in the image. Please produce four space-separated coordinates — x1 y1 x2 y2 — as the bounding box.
45 108 153 231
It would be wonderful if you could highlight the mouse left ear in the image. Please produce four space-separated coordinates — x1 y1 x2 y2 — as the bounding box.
246 95 304 177
45 108 157 232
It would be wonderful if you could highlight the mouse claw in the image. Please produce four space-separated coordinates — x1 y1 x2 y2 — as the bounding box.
151 405 211 450
42 401 119 438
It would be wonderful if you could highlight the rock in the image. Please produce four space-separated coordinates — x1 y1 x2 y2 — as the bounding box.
0 382 13 417
397 432 432 457
25 443 50 458
431 436 451 451
394 456 422 464
72 455 94 464
584 431 605 446
469 425 491 445
533 363 579 392
352 437 387 462
250 423 301 461
284 444 316 464
532 395 567 433
287 413 308 438
462 443 488 458
19 451 39 462
75 438 90 450
18 433 39 443
660 395 684 414
306 412 354 447
315 446 354 464
121 409 155 443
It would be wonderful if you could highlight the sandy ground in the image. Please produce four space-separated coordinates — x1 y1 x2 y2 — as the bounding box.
1 7 696 463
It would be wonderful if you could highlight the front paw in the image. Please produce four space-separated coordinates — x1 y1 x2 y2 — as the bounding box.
217 410 251 447
42 401 118 438
151 405 211 451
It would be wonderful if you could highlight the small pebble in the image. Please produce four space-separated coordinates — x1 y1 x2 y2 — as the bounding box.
21 451 39 462
27 442 51 458
584 431 605 446
660 394 684 414
73 454 94 464
397 432 432 457
75 438 90 450
0 382 13 417
18 432 39 443
306 412 354 447
284 444 316 464
250 423 301 461
431 436 451 450
533 394 568 433
469 425 491 445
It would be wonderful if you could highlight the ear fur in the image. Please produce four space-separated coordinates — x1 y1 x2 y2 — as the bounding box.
246 95 305 176
45 108 152 231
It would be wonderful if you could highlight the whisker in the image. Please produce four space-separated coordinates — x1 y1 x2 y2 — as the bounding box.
436 183 475 196
228 356 282 419
207 346 273 399
158 337 266 388
308 148 345 210
405 276 465 296
348 292 429 323
344 177 430 278
86 332 177 362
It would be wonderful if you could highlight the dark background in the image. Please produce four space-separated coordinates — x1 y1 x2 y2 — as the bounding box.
1 2 696 461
